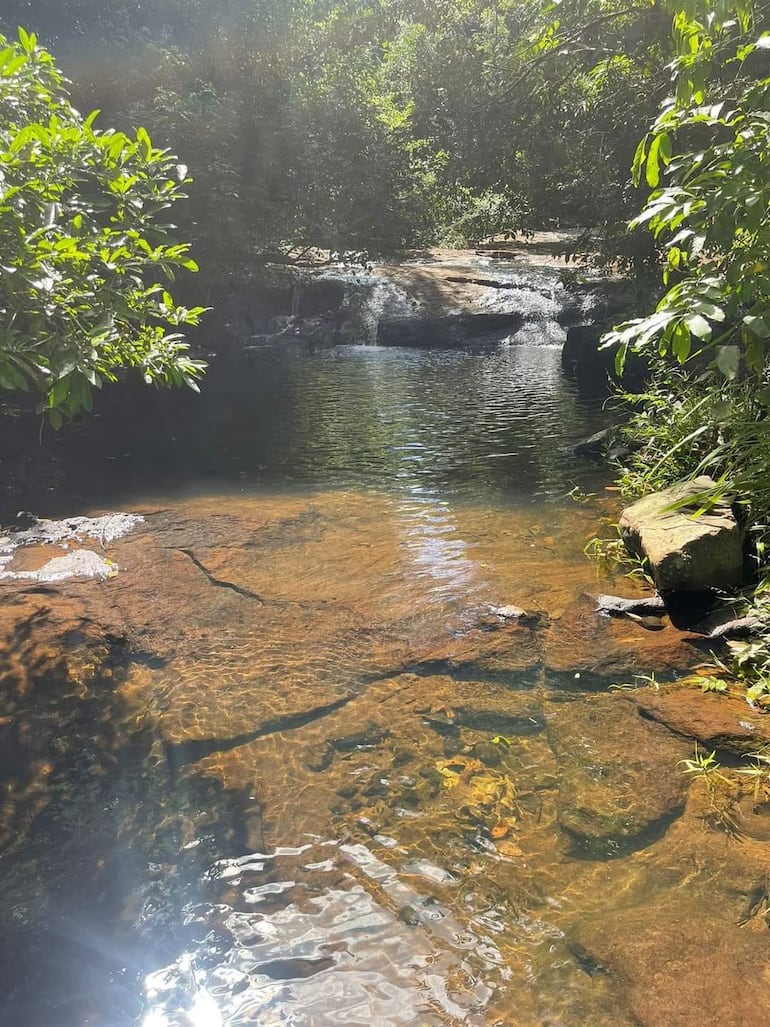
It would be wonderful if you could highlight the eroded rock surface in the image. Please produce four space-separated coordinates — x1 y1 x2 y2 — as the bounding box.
575 898 770 1027
5 490 765 1027
547 694 691 857
628 684 770 754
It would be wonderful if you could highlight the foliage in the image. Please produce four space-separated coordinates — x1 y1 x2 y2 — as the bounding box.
604 0 770 377
0 0 677 272
0 29 205 423
678 745 743 834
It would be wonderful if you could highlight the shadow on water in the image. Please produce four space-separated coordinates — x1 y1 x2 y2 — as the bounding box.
0 342 612 519
0 627 263 1026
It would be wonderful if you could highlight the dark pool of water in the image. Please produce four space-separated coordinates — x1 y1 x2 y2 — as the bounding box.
0 343 611 520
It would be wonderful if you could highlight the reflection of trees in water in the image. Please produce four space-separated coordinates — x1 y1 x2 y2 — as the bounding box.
288 345 607 498
0 345 608 516
0 603 259 1027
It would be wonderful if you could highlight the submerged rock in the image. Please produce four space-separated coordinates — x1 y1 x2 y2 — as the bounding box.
575 898 770 1027
627 685 770 755
547 694 690 857
619 476 744 593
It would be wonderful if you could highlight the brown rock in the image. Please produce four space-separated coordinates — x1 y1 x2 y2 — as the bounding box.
619 476 744 593
628 685 770 754
575 899 770 1027
547 694 690 856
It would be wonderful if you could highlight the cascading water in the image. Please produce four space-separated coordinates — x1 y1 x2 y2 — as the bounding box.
309 252 593 349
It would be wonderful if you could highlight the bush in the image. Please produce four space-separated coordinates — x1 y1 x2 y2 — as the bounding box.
0 28 206 426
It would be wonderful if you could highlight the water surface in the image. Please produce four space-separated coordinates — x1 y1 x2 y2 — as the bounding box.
1 342 767 1027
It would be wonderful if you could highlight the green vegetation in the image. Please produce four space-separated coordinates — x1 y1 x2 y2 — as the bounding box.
605 0 770 521
595 0 770 700
0 29 205 423
0 0 671 270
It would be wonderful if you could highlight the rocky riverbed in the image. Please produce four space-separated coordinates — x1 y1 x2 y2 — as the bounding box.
2 492 769 1026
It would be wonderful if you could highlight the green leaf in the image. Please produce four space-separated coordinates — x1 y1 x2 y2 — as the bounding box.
744 315 770 339
684 313 712 340
136 126 152 160
17 27 36 53
715 345 741 380
646 135 662 188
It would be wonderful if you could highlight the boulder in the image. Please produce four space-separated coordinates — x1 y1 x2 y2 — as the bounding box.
619 476 744 593
561 323 646 386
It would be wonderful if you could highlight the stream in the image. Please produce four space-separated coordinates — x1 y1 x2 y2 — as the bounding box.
1 300 769 1025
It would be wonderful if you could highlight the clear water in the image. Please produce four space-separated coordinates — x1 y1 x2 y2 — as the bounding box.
0 343 610 519
0 341 763 1027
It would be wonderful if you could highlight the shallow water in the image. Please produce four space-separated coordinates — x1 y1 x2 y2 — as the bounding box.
1 343 769 1027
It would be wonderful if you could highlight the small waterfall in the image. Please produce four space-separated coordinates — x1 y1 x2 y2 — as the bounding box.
315 269 418 345
246 254 595 350
316 255 593 348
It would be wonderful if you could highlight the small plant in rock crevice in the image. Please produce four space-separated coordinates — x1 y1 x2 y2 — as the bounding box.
678 746 743 836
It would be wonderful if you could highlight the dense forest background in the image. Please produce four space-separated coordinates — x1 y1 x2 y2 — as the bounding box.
0 0 676 283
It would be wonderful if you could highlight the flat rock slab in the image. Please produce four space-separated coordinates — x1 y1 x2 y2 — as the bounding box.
619 476 743 593
627 685 770 754
546 694 690 857
575 899 770 1027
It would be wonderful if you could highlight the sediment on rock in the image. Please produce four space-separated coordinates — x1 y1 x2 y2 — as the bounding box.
547 694 690 858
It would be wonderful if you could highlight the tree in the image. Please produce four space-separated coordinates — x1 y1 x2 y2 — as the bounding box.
604 0 770 517
0 28 205 425
606 0 770 374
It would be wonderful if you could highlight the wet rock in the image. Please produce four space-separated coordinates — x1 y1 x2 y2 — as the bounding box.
547 694 690 857
305 745 334 773
575 898 770 1027
398 904 420 927
573 427 618 460
377 312 524 348
328 722 390 752
483 604 545 628
542 593 699 686
562 323 646 386
452 700 545 736
704 615 764 640
470 741 503 766
628 685 770 754
595 593 667 617
335 784 357 799
619 477 744 593
419 684 545 738
391 745 416 767
1 549 115 582
491 603 528 620
442 735 464 757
